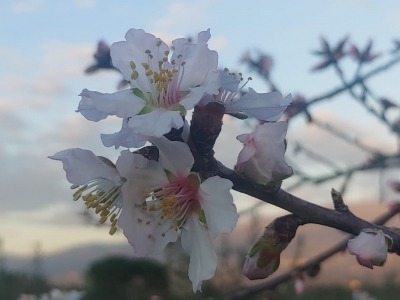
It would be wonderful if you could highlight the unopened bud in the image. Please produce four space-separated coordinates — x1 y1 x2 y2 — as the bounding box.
243 215 300 280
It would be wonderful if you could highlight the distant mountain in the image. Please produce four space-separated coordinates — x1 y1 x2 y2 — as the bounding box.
5 201 400 286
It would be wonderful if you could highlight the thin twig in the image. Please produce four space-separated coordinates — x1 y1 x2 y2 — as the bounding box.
221 204 400 300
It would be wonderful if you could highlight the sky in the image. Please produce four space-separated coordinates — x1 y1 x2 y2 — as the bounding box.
2 0 400 257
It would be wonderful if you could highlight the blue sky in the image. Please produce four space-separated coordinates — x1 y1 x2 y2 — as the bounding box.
2 0 400 256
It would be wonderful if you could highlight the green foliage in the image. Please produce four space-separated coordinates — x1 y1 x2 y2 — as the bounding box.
0 270 50 300
83 256 169 300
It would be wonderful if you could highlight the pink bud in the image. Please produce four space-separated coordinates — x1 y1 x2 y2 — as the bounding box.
348 229 393 269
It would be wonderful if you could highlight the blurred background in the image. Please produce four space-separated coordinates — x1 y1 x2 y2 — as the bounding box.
2 0 400 299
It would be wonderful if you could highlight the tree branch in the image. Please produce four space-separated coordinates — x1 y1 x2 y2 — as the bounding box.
216 161 400 253
221 204 400 300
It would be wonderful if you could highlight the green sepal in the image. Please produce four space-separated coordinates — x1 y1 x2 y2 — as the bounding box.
248 238 268 257
198 209 207 225
132 88 147 101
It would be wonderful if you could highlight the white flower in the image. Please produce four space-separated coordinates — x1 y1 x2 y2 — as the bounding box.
200 70 292 121
236 122 292 183
49 148 126 235
117 137 238 292
77 29 220 140
348 228 393 269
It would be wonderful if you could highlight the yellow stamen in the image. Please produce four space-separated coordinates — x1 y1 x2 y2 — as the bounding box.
109 226 117 236
130 61 136 69
131 70 139 80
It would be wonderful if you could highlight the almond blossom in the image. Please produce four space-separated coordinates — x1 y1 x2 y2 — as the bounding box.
348 228 393 269
200 70 292 121
77 28 220 142
49 148 126 235
117 137 238 291
236 121 292 184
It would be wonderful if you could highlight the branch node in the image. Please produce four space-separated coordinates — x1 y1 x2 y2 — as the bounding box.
330 188 349 212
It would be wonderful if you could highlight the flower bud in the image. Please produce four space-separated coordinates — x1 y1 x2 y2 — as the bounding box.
348 228 393 269
243 215 300 280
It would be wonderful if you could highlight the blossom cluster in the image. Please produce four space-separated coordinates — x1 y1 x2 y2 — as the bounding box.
50 28 294 291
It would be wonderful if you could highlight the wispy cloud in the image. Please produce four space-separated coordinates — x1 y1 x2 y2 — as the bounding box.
10 0 44 14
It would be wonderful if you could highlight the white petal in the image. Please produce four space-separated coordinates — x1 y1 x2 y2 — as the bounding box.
198 176 238 238
83 89 145 119
118 194 156 256
173 29 219 92
101 118 146 149
128 108 184 137
76 89 109 121
236 140 256 168
181 213 218 292
150 137 194 178
111 29 169 90
152 217 178 254
49 148 121 185
225 89 292 121
179 70 220 110
116 150 169 189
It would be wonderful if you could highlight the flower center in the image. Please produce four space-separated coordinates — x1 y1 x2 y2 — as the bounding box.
71 178 124 236
129 40 187 109
138 174 200 238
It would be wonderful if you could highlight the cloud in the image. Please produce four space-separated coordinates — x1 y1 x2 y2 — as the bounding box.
10 0 43 14
154 0 212 31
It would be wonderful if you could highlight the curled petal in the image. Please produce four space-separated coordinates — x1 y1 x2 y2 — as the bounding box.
198 176 238 238
49 148 121 185
76 89 109 121
181 213 218 292
79 89 146 119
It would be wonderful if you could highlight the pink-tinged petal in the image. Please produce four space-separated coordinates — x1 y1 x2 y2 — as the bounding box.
225 89 292 121
172 29 218 92
348 229 392 269
152 217 178 254
150 137 194 178
181 213 218 292
111 29 169 89
101 118 146 149
128 108 184 137
49 148 121 185
236 122 292 183
116 150 169 189
82 89 145 119
236 140 256 168
76 89 109 121
198 176 238 238
118 194 157 257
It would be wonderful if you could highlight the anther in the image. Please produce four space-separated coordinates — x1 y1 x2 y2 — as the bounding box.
158 222 162 226
148 234 152 239
171 60 175 65
109 226 117 236
156 40 162 47
130 61 136 70
137 218 142 223
70 184 79 189
145 49 151 54
164 51 170 56
99 216 107 224
145 70 153 76
141 63 150 70
146 221 151 225
162 57 168 62
161 233 166 237
131 70 139 80
248 77 253 80
224 68 229 72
